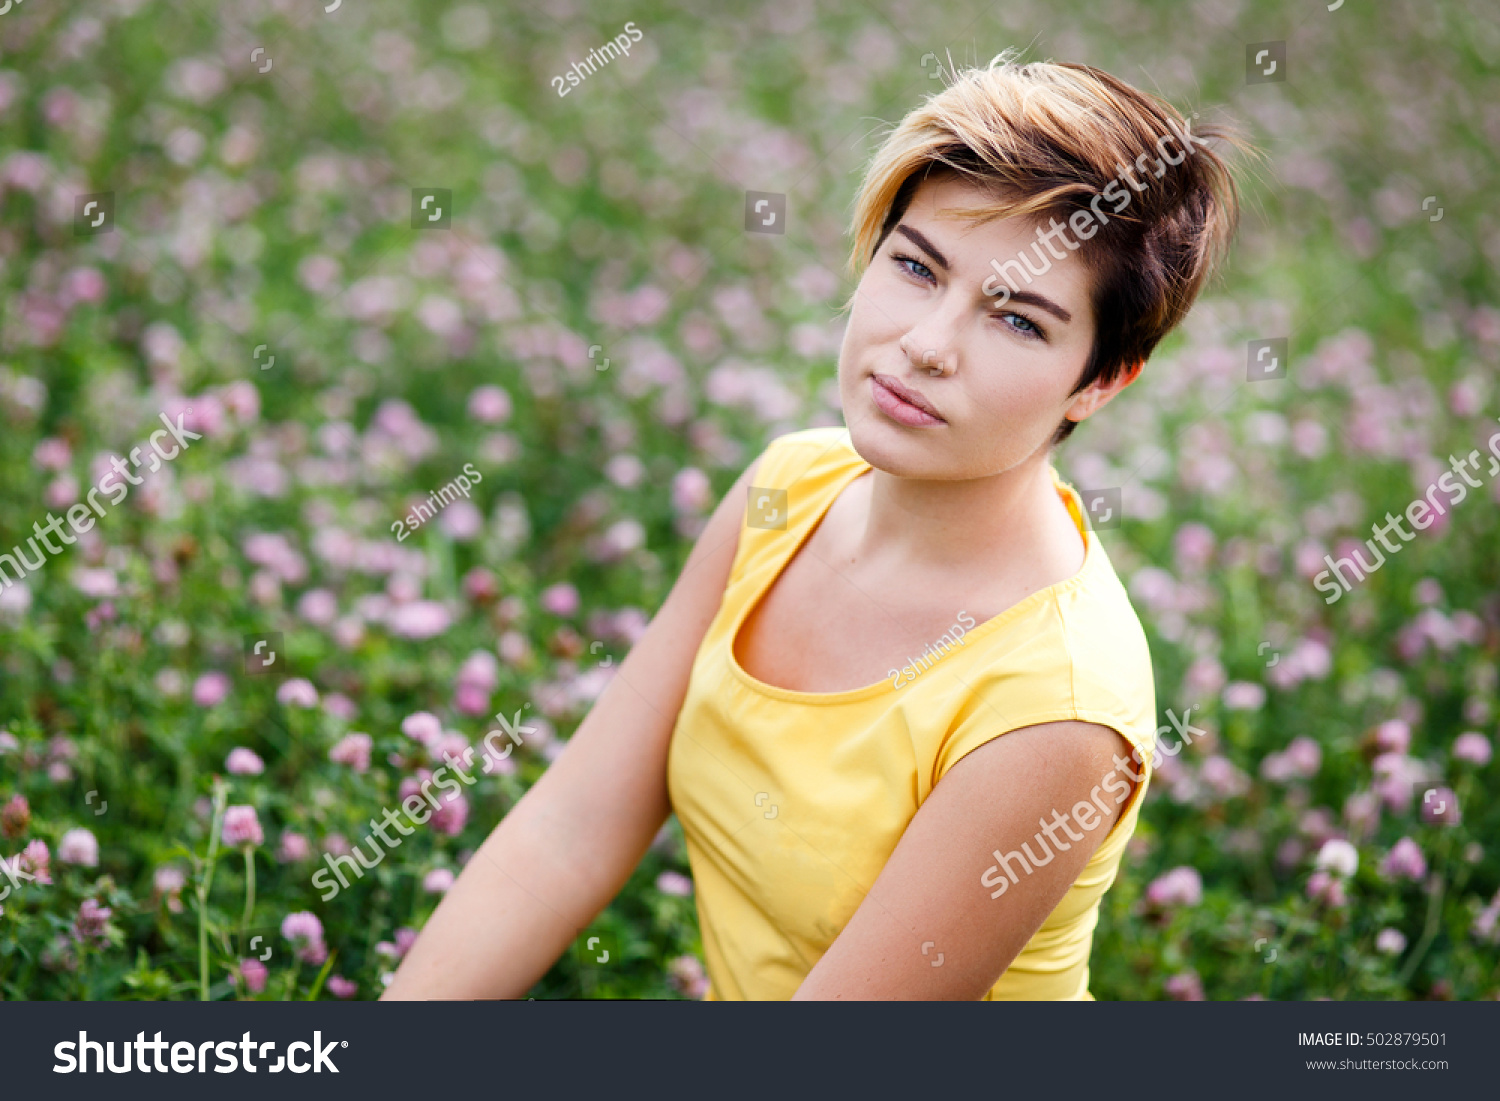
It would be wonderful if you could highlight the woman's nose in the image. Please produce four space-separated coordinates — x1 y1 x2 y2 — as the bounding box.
901 334 955 377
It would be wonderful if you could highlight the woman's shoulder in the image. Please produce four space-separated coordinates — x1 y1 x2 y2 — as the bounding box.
1056 538 1153 665
716 423 862 587
1045 537 1158 747
1039 466 1153 666
742 423 865 502
756 423 859 472
928 521 1157 764
928 567 1157 792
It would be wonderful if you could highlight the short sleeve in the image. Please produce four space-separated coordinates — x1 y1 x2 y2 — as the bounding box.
928 671 1157 847
925 588 1158 796
935 692 1156 784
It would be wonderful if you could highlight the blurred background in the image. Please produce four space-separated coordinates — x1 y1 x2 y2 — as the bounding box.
0 0 1497 999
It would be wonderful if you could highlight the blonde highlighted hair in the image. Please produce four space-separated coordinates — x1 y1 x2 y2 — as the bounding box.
848 52 1252 443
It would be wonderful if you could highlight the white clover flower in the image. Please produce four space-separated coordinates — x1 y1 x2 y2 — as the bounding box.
1314 838 1358 878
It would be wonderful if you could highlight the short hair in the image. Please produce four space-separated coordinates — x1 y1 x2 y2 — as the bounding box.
846 52 1251 445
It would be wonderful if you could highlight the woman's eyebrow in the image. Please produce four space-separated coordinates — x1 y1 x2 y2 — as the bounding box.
894 225 949 270
1003 289 1073 324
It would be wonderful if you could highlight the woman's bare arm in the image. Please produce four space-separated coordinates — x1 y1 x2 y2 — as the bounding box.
382 452 763 999
791 720 1139 1000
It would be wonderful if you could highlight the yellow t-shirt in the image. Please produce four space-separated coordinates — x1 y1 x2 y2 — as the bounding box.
666 425 1157 1000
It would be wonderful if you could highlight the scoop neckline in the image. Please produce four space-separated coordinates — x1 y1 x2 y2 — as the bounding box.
724 438 1099 705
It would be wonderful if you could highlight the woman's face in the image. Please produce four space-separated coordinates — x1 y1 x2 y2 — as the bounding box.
838 173 1127 480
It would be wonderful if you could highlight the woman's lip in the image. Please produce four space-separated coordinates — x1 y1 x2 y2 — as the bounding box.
870 374 945 425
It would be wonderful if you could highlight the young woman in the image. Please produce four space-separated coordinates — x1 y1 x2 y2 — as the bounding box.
384 56 1243 1000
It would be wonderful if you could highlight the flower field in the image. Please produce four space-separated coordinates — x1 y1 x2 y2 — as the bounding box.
1 0 1497 999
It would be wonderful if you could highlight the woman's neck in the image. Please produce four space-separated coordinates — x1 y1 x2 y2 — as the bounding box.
846 449 1084 583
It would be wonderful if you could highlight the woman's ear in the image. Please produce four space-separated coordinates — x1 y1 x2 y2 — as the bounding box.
1064 359 1144 424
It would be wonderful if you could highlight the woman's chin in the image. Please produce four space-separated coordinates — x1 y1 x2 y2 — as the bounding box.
847 418 956 479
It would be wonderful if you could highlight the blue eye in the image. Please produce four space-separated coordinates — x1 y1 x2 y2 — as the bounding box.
893 253 934 282
995 311 1046 341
